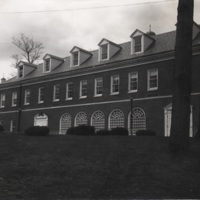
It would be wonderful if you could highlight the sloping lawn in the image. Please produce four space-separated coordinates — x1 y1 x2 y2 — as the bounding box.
0 135 200 199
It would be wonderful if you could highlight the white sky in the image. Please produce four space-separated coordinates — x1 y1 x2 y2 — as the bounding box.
0 0 200 79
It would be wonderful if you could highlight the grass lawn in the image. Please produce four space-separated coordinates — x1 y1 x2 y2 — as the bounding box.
0 135 200 199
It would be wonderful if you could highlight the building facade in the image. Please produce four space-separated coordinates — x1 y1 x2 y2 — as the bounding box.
1 22 200 136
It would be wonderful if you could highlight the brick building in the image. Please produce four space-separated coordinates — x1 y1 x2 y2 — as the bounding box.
0 22 200 136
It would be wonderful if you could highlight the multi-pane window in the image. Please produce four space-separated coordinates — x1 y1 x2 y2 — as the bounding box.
111 75 120 94
10 120 16 133
0 94 5 108
18 66 23 78
66 82 73 100
45 59 50 72
95 78 103 96
101 44 108 60
73 52 79 66
53 84 60 101
91 111 105 132
24 89 30 105
148 69 158 90
129 72 138 92
80 80 87 98
38 87 44 103
134 35 142 53
12 91 17 106
60 113 72 134
75 112 88 127
109 109 124 129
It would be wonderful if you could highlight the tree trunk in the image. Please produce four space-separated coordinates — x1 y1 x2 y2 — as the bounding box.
169 0 194 152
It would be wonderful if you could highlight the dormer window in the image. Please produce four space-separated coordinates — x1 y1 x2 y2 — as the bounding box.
73 51 79 66
101 44 108 60
134 35 142 53
18 66 23 78
44 58 50 72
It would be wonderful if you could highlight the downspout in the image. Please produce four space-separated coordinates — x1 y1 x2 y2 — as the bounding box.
17 83 22 133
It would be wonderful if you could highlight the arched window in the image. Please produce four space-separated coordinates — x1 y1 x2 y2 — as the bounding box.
60 113 72 134
91 110 105 132
109 109 124 129
34 113 48 127
128 107 146 135
75 112 87 127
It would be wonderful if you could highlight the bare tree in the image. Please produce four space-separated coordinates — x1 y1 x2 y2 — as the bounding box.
169 0 194 152
12 33 44 65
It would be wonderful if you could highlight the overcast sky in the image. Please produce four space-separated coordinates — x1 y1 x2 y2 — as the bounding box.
0 0 200 79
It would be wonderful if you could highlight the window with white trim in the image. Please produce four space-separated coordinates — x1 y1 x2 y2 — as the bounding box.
18 66 23 78
53 84 60 101
91 110 105 132
38 87 44 103
12 91 17 107
0 94 5 108
134 35 142 53
80 80 87 98
72 52 79 66
60 113 72 134
128 72 138 92
109 109 124 129
10 120 16 133
101 44 108 60
66 82 73 100
94 78 103 97
148 69 158 91
44 59 50 72
75 112 88 127
111 75 120 95
24 89 30 105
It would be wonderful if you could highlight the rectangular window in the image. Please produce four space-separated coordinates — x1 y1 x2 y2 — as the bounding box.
73 52 79 66
45 59 50 72
111 75 120 95
101 44 108 60
95 78 103 96
148 69 158 90
129 72 138 92
134 35 142 53
38 87 44 103
12 91 17 106
66 82 73 100
24 89 30 105
0 94 5 108
10 120 16 133
53 85 60 101
19 66 23 78
80 80 87 98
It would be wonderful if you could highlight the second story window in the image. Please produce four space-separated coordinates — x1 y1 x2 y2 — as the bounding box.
12 91 17 106
38 87 44 103
128 72 138 92
80 80 87 98
148 69 158 91
53 84 60 101
18 66 23 78
24 89 30 105
66 82 73 100
101 44 108 60
45 59 50 72
134 35 142 53
111 75 120 95
0 94 5 108
73 52 79 66
95 78 103 97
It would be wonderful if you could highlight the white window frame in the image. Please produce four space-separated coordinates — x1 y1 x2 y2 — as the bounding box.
18 65 24 78
53 84 60 102
100 43 109 61
0 94 5 108
148 68 158 91
72 51 80 67
94 77 103 97
10 120 16 133
24 89 30 105
12 91 17 107
131 35 144 54
38 87 44 104
66 82 73 100
128 72 138 93
44 58 51 73
80 80 87 99
111 75 120 95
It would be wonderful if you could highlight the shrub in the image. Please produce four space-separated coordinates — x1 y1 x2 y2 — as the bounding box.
136 129 156 136
25 126 49 136
110 127 129 136
0 124 4 133
96 129 110 136
67 125 95 135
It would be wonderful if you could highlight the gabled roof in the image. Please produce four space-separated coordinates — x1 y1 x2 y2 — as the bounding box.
43 54 64 61
98 38 122 49
17 61 37 68
70 46 93 55
130 29 155 41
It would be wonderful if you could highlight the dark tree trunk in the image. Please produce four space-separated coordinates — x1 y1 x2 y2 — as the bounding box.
169 0 194 152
